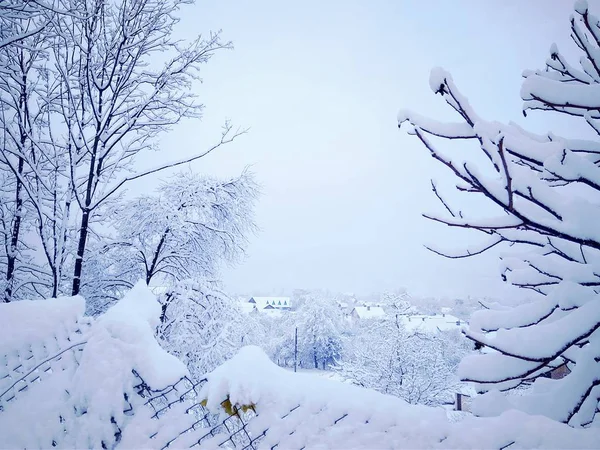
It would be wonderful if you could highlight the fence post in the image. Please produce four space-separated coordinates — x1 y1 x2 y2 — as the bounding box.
294 327 298 373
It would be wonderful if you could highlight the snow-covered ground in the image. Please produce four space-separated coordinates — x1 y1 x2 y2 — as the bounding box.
201 346 600 449
2 284 600 448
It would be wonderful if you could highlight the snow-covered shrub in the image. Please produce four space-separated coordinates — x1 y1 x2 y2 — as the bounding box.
399 0 600 426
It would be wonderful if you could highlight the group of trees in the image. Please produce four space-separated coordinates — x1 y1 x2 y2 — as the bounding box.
241 289 471 407
0 0 256 308
399 1 600 426
267 291 346 370
153 283 472 407
338 317 471 406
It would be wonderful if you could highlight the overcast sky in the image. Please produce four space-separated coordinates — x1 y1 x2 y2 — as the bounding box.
139 0 590 300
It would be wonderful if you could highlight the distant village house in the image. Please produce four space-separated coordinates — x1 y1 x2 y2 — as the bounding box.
350 305 386 320
248 296 292 310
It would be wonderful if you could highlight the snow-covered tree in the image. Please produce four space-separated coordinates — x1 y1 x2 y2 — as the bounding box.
295 291 345 369
258 311 298 367
398 1 600 426
44 0 241 296
380 289 415 315
77 170 257 312
0 1 57 50
115 170 258 286
0 10 47 301
156 279 255 378
338 317 470 406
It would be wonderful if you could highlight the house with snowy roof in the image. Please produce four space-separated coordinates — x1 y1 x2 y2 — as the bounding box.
400 313 466 333
350 305 386 320
248 296 292 310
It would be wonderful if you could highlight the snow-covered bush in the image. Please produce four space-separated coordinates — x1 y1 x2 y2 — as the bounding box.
399 0 600 426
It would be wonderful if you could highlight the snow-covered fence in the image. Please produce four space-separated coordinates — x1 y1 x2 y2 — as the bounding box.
0 296 90 410
131 371 262 449
2 284 600 449
0 282 263 449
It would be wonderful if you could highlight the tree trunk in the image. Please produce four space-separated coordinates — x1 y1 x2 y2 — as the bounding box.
146 227 169 285
4 65 29 302
4 157 25 303
71 209 90 295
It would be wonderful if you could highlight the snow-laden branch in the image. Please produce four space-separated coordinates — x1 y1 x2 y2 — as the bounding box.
397 0 600 426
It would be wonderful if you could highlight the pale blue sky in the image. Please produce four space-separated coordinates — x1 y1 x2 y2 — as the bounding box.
140 0 590 300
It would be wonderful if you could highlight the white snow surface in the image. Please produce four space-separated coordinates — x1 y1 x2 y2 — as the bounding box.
0 294 86 356
95 280 187 388
199 346 600 449
351 305 386 319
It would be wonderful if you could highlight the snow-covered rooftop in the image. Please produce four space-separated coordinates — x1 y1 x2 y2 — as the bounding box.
249 296 292 309
400 314 466 333
351 306 386 319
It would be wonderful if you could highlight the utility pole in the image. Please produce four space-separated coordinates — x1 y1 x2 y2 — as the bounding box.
294 327 298 373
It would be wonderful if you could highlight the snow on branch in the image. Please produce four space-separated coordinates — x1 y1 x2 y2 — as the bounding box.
398 0 600 426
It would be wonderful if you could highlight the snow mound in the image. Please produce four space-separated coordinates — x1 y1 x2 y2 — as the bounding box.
0 294 86 356
199 346 600 449
0 281 187 449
